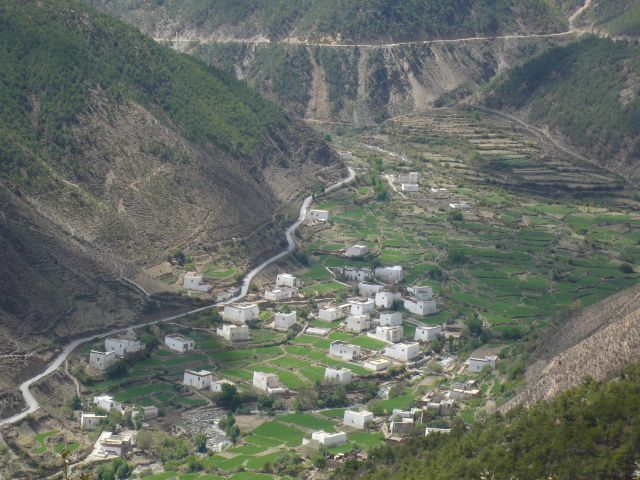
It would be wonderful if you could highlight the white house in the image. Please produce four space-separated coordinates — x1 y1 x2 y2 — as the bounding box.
318 307 343 322
324 367 353 385
398 172 419 184
359 282 384 296
415 325 442 343
364 358 391 371
79 412 106 430
343 410 374 430
425 427 452 436
216 324 250 342
140 406 159 420
253 372 285 394
404 298 437 316
384 342 421 362
346 315 371 333
408 285 434 300
276 273 302 288
183 370 212 389
350 298 375 316
467 355 498 373
183 272 213 292
274 311 297 330
347 245 369 258
373 326 403 343
89 350 117 371
401 183 419 192
164 335 195 353
375 265 404 283
390 417 415 435
340 266 373 282
375 291 400 309
264 287 298 302
338 151 353 161
449 202 471 210
211 379 236 393
97 431 132 456
379 312 403 327
329 341 361 361
93 394 122 413
223 304 259 324
311 430 347 448
104 338 143 357
306 327 331 336
307 209 330 222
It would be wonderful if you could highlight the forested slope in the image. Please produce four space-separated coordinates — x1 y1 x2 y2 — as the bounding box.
485 36 640 181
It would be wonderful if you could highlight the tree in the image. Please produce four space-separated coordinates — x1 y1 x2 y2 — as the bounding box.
194 434 207 453
466 315 483 336
216 383 241 410
105 360 128 380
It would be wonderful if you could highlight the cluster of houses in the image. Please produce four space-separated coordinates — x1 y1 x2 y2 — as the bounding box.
78 393 158 431
88 337 144 371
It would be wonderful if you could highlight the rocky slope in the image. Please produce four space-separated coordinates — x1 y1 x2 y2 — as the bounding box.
0 0 344 414
501 285 640 411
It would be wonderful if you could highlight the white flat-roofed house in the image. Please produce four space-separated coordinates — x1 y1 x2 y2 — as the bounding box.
404 298 437 316
318 306 344 322
329 341 361 361
350 298 375 316
384 342 421 362
324 367 353 385
373 326 403 343
264 287 298 302
183 272 213 292
183 369 212 390
98 431 132 456
364 358 391 371
307 209 330 222
359 282 384 296
390 417 415 435
93 394 122 413
347 245 369 258
276 273 302 288
253 371 285 394
375 265 404 284
408 285 434 301
306 327 331 336
415 325 442 343
398 172 419 184
375 291 400 309
89 350 117 371
378 312 403 327
140 406 159 420
211 379 236 393
80 412 106 430
216 324 250 342
223 304 259 324
449 202 471 210
401 183 419 192
425 427 452 436
340 266 373 282
274 311 297 330
311 430 347 448
338 151 354 161
346 314 371 333
343 410 374 429
164 334 195 353
467 355 498 373
105 338 143 357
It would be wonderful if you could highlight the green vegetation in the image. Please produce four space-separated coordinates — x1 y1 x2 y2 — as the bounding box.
0 0 287 188
332 364 640 480
486 37 640 175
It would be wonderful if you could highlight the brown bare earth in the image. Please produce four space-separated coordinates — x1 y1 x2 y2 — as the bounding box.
502 285 640 411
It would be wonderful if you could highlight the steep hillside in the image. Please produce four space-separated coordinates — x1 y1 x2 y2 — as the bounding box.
568 0 640 36
485 36 640 181
0 0 343 413
89 0 567 44
500 285 640 411
332 363 640 480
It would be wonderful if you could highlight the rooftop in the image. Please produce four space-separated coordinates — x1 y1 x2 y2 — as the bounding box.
186 369 212 377
166 334 193 342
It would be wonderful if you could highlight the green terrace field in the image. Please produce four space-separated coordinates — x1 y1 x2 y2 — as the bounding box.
295 109 640 339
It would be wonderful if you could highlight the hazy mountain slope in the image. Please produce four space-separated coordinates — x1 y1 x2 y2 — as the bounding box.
0 0 343 413
485 36 640 181
500 285 640 411
331 363 640 480
89 0 568 44
568 0 640 36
